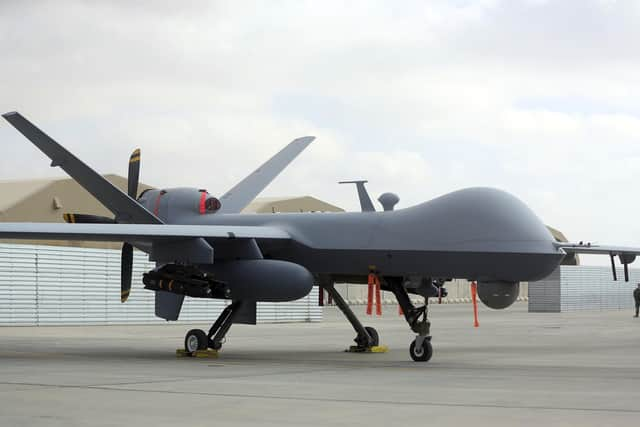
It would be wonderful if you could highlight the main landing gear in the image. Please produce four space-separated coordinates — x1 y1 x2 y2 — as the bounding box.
323 282 379 350
387 278 433 362
184 301 243 353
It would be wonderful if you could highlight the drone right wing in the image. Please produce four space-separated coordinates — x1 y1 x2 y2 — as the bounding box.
556 242 640 281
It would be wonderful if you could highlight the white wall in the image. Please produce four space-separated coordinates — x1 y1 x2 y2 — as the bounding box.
0 244 322 325
529 265 638 312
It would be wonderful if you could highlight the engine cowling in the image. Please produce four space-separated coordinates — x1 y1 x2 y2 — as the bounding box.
138 187 221 222
477 280 520 309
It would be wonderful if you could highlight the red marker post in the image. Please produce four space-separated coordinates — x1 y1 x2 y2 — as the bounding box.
470 281 480 328
374 277 382 316
366 273 375 315
367 272 383 316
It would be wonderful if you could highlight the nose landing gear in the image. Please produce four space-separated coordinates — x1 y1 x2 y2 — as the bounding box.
410 335 433 362
387 278 434 362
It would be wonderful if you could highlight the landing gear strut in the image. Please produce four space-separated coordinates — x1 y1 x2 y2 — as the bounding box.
184 301 243 353
323 282 379 349
387 279 433 362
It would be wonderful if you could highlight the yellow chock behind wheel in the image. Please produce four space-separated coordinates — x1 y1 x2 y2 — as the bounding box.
370 345 389 353
176 349 219 358
346 344 388 353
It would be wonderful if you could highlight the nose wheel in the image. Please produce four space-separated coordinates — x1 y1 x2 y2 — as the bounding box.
409 336 433 362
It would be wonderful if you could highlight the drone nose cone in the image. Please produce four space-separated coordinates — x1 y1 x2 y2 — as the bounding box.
452 188 553 243
399 187 556 253
376 187 562 282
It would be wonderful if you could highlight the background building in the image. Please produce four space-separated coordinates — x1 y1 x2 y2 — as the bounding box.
0 175 152 249
243 196 343 214
529 265 638 312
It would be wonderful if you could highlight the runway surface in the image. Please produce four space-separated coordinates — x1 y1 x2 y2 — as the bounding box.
1 303 639 426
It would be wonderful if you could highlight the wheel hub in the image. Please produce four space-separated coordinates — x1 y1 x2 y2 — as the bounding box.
186 335 199 352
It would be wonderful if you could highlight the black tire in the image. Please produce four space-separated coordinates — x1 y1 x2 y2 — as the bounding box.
409 338 433 362
364 326 379 347
185 329 208 353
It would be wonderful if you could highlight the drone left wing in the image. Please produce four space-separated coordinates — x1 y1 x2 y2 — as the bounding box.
0 223 290 242
2 112 161 224
556 242 640 281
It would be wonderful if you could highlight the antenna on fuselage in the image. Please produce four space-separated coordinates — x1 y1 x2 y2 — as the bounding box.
378 192 400 211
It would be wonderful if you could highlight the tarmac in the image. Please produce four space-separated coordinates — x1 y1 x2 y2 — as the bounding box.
1 302 639 426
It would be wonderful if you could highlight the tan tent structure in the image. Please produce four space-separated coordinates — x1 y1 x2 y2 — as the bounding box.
242 196 343 214
547 225 580 265
0 176 343 249
0 175 152 249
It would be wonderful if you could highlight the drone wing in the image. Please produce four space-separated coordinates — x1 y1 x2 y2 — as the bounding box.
0 223 290 242
2 112 162 224
218 136 315 214
556 242 640 281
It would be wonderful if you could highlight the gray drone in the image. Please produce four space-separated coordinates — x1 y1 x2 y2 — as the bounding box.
1 112 637 362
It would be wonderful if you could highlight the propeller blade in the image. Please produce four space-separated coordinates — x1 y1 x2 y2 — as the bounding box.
121 242 133 303
120 149 141 303
128 148 141 199
62 213 116 224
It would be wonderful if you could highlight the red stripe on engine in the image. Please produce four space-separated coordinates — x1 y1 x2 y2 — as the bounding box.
199 191 207 214
153 192 164 217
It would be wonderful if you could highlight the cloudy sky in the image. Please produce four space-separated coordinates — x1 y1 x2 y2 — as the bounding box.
1 0 639 264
